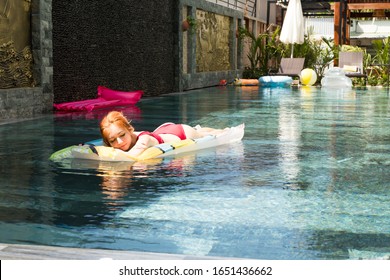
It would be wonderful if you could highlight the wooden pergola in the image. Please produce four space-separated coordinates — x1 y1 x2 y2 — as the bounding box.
333 0 390 46
267 0 390 46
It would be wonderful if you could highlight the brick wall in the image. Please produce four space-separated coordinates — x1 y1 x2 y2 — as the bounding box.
52 0 178 103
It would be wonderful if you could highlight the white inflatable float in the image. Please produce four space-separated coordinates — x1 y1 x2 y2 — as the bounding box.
321 67 352 88
50 124 245 162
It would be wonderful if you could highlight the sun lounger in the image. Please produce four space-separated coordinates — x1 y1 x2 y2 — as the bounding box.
338 51 367 83
271 58 305 78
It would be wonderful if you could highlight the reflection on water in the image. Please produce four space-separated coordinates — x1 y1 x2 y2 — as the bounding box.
278 95 302 189
97 155 197 203
0 86 390 259
54 105 142 121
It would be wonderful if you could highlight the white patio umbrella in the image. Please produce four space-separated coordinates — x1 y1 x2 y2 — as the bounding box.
279 0 305 58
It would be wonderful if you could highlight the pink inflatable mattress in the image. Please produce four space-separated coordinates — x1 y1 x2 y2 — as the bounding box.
54 86 143 112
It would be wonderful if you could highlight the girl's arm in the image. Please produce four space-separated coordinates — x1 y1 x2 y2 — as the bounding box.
127 134 159 157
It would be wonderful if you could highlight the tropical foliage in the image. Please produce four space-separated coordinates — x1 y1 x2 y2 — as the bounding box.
369 37 390 86
239 26 390 87
239 26 282 78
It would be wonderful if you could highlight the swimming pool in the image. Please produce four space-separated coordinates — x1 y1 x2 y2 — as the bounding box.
0 86 389 260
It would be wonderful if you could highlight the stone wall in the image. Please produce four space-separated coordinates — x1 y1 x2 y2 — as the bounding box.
0 0 245 120
0 0 53 121
0 87 49 120
52 0 244 102
178 0 243 91
52 0 178 103
196 10 232 72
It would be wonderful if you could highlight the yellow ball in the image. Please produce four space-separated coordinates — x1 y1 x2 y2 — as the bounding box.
300 68 317 86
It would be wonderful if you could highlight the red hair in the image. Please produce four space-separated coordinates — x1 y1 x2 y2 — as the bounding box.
100 111 134 146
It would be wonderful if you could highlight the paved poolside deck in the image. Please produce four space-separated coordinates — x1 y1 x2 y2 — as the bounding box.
0 243 228 260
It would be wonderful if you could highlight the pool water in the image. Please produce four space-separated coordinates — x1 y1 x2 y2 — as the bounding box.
0 86 390 260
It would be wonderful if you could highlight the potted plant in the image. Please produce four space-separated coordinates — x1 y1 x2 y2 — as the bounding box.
182 16 197 33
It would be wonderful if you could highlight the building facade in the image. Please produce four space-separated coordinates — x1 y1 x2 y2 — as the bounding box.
0 0 279 120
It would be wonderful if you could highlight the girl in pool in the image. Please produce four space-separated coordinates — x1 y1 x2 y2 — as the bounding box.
100 111 225 157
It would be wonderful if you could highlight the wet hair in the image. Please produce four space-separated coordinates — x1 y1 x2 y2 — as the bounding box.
100 111 134 146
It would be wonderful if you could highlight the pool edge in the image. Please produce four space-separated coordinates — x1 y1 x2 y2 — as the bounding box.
0 243 239 260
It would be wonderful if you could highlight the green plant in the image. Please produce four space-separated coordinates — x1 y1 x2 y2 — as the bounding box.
314 37 336 82
367 65 381 86
185 16 197 33
289 27 335 83
371 36 390 86
239 26 283 78
264 25 284 70
237 26 247 40
240 25 337 84
246 32 268 75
